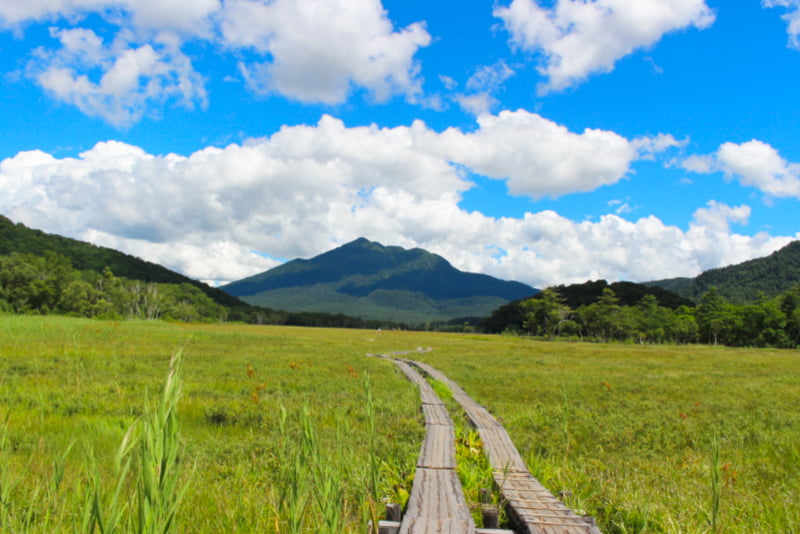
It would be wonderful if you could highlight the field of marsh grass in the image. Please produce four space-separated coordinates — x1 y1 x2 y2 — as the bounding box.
415 336 800 533
1 315 798 533
0 316 423 533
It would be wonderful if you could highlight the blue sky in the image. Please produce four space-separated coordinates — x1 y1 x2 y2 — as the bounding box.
1 0 799 288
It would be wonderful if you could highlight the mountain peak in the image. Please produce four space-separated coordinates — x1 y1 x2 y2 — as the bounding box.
222 239 536 323
347 237 373 246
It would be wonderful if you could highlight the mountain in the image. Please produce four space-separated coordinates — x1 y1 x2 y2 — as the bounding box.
647 240 800 303
222 238 537 324
0 214 245 309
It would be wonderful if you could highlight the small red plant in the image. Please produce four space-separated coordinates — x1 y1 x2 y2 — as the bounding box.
722 463 737 487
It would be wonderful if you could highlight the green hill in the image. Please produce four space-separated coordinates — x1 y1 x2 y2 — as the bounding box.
222 238 537 324
647 240 800 303
0 214 245 309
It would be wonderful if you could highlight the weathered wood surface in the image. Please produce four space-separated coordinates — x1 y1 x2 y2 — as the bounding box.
392 360 475 534
394 360 445 406
404 359 602 534
417 423 457 469
421 403 452 427
400 468 475 534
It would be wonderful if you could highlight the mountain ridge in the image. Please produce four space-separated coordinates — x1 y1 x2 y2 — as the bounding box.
222 238 537 323
646 240 800 303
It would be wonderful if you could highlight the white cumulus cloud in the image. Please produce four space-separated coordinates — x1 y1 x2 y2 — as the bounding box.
454 61 515 116
220 0 431 104
764 0 800 49
691 200 751 233
494 0 715 92
1 114 795 287
0 0 220 36
683 139 800 199
430 110 638 198
4 0 430 122
28 28 207 127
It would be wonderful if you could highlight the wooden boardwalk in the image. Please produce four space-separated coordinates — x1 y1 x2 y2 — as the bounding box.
392 359 476 533
402 359 602 534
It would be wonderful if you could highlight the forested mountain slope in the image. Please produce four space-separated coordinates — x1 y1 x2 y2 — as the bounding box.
647 240 800 303
223 238 537 323
0 215 244 308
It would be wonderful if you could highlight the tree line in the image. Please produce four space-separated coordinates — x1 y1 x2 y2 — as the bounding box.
480 284 800 348
0 252 230 322
4 249 799 347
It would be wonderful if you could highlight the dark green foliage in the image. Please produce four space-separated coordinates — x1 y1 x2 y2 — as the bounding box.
502 242 800 346
222 237 537 323
0 251 226 321
648 240 800 303
547 279 694 309
477 298 529 334
480 282 800 348
0 215 243 309
480 280 692 334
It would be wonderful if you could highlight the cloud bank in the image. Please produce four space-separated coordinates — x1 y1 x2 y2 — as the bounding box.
1 113 793 287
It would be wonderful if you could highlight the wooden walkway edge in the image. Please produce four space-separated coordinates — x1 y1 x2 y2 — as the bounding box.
392 358 476 534
402 358 602 534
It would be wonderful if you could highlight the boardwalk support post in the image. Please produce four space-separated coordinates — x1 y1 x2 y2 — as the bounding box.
386 503 402 522
481 506 499 528
367 520 401 534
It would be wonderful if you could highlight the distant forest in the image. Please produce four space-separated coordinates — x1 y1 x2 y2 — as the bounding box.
480 281 800 348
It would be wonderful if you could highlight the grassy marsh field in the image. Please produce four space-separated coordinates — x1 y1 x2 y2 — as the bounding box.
1 315 798 533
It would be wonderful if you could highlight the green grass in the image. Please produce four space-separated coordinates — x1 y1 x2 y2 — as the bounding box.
413 336 800 533
1 316 798 533
0 316 422 533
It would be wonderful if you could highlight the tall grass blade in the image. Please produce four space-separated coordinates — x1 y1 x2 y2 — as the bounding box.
136 349 189 534
710 432 721 533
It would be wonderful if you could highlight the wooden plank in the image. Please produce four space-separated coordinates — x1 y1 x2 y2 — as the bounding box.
399 468 475 534
462 403 504 431
421 403 452 426
407 360 502 430
395 360 444 406
417 423 456 469
394 360 428 386
403 359 602 534
479 427 529 473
